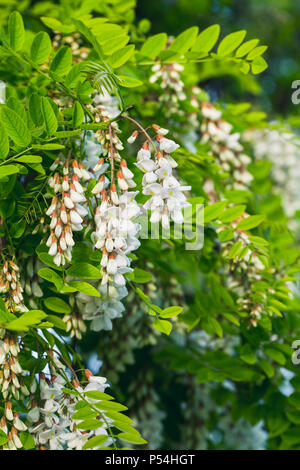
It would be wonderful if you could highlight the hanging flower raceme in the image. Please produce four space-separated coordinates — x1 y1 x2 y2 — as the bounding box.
133 125 190 229
1 406 27 450
148 52 202 133
28 367 113 450
244 127 300 218
149 61 186 118
0 338 29 450
217 213 268 326
90 98 123 156
0 332 28 402
73 106 141 331
200 102 253 190
19 257 44 311
63 296 87 340
0 260 29 404
0 259 30 449
0 260 28 314
197 103 275 326
79 90 122 181
45 157 90 267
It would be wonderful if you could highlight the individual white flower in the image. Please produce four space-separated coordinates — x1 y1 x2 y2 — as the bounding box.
137 144 151 160
157 136 180 154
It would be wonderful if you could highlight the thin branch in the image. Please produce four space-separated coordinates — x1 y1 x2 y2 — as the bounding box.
121 115 157 154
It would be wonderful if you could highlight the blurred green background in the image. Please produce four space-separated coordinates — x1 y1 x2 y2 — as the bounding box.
135 0 300 117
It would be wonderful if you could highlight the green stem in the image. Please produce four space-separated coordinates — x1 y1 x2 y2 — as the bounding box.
121 115 157 154
0 137 59 167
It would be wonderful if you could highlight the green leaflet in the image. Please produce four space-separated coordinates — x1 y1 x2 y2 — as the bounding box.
67 281 101 297
0 122 9 160
44 297 71 314
160 306 183 318
44 297 72 313
31 31 52 64
126 268 152 283
110 45 135 68
29 94 44 128
0 165 19 178
0 106 31 147
251 57 268 74
153 318 173 335
117 75 143 88
236 215 265 230
218 205 246 223
140 33 167 59
72 102 84 128
41 16 75 34
66 262 102 279
169 26 199 54
247 45 268 61
191 24 220 54
50 46 72 76
8 11 24 51
236 39 260 58
41 97 58 136
6 96 27 123
217 30 247 56
82 435 109 450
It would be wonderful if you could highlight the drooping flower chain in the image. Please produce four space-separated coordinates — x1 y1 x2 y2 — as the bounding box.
46 158 90 267
130 124 191 228
0 260 29 449
73 101 140 331
28 368 112 450
201 102 253 190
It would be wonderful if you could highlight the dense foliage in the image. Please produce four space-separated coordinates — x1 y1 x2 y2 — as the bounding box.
0 0 299 451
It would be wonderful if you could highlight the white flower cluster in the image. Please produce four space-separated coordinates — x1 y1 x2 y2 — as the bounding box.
21 257 44 310
46 158 90 266
244 128 300 217
201 102 253 190
81 91 122 173
0 333 29 448
150 63 186 99
87 93 122 162
0 260 28 313
71 94 141 332
93 88 120 119
87 189 141 330
0 336 28 401
28 369 112 450
133 125 190 228
149 61 186 118
0 259 32 449
219 416 267 450
76 281 128 331
1 404 27 450
63 296 87 340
